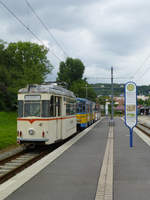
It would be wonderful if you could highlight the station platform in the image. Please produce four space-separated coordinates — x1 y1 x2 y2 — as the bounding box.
1 117 150 200
114 118 150 200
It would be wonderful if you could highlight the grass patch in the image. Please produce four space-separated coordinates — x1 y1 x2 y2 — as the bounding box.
0 112 17 150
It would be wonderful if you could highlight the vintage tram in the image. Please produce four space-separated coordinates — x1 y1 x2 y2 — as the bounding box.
17 83 76 145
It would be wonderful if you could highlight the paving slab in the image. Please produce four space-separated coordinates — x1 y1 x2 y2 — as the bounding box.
114 118 150 200
4 118 109 200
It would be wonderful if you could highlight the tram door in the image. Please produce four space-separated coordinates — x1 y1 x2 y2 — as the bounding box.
55 96 62 140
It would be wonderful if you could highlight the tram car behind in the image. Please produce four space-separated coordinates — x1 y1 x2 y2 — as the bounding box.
95 103 101 121
76 98 94 130
17 84 77 145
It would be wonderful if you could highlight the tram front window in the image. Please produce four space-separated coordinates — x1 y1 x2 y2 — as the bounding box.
82 103 86 113
24 101 41 117
77 102 82 113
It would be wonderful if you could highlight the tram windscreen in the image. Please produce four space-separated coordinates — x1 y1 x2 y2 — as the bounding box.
77 101 86 113
77 102 82 113
24 101 40 117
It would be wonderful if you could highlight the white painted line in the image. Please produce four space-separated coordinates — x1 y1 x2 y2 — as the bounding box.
0 181 16 192
0 119 103 200
134 127 150 147
95 126 113 200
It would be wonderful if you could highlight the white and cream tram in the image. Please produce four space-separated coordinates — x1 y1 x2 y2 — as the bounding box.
17 83 77 145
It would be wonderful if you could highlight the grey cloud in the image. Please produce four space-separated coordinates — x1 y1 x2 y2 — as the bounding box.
0 0 150 85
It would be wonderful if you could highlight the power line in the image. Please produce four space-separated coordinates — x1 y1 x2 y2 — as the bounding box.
133 54 150 80
25 0 69 58
0 0 62 62
135 65 150 81
86 76 133 80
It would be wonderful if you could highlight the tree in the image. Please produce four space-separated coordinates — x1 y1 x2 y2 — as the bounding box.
57 57 97 100
137 99 145 106
6 41 52 84
70 80 86 98
86 85 97 101
57 57 85 89
98 96 108 105
144 97 150 106
70 80 97 101
0 40 53 110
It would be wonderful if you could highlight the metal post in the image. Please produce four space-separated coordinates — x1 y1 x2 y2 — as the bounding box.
86 84 88 99
129 128 133 147
110 66 114 126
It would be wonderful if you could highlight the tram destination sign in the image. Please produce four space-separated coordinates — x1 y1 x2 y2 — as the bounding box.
125 82 137 128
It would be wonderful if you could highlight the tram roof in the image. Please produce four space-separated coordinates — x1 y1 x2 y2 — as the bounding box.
18 84 76 98
76 97 94 104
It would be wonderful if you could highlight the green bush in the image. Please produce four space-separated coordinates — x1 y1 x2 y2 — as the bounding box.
0 112 17 150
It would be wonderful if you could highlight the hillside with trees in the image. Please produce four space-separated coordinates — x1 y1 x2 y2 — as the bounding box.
91 83 150 96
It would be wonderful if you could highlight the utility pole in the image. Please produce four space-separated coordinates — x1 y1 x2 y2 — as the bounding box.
110 66 114 126
86 84 88 98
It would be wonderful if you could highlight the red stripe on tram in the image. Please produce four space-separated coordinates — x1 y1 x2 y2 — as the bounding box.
17 116 76 124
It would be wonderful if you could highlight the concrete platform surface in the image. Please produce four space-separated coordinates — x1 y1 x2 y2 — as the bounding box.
4 118 109 200
2 117 150 200
114 118 150 200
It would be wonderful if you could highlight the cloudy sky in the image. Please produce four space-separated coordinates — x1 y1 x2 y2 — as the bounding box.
0 0 150 85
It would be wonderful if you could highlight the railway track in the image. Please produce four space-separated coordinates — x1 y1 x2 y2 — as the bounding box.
0 129 80 184
0 144 61 184
136 122 150 138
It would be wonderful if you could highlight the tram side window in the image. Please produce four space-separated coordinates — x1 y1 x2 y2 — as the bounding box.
73 103 76 114
87 104 90 113
50 96 56 117
90 104 92 113
66 98 76 115
70 104 75 115
66 103 70 115
18 101 23 117
58 97 61 116
86 104 88 113
42 101 50 117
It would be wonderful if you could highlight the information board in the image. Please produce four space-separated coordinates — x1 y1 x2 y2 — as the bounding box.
125 82 137 147
125 82 137 128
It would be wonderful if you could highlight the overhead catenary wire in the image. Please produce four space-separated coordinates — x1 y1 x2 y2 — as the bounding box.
0 0 62 62
25 0 69 58
132 54 150 80
135 65 150 82
86 76 133 80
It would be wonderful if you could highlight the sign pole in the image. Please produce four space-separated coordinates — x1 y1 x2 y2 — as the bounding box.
129 128 133 148
111 66 114 122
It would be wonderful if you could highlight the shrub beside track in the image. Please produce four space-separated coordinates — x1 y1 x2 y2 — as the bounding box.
0 112 17 150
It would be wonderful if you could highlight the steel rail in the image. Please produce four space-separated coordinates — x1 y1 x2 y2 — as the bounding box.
136 123 150 138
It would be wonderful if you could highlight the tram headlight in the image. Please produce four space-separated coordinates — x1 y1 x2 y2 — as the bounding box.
28 129 35 135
